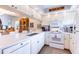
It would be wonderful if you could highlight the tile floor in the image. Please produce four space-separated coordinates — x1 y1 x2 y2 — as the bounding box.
39 45 71 54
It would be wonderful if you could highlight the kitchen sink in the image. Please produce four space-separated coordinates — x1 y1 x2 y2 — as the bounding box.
27 33 38 36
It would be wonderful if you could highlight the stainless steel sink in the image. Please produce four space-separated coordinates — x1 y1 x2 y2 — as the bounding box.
27 33 38 36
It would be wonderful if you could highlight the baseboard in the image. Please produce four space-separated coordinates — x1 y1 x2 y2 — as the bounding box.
38 44 49 54
64 48 72 54
44 44 49 46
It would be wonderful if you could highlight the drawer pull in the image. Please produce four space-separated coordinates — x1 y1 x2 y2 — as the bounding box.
21 43 23 45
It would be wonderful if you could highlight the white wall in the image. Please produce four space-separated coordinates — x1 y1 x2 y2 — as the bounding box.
29 18 41 31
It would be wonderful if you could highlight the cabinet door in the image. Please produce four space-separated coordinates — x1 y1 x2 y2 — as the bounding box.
37 33 45 52
3 40 30 54
70 34 76 53
3 43 22 54
31 32 45 54
45 32 50 45
30 36 38 54
11 43 30 54
76 9 79 26
74 32 79 54
64 34 70 49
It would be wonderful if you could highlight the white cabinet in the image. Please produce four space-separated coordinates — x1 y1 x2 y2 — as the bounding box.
31 32 45 54
11 43 30 54
37 33 45 52
73 32 79 54
69 9 79 54
30 36 38 54
74 8 79 54
70 34 76 54
76 9 79 26
45 32 50 45
64 33 77 54
64 33 70 49
2 40 30 54
1 32 45 54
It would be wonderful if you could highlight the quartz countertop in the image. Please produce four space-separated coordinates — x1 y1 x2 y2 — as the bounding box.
0 32 31 50
0 30 43 50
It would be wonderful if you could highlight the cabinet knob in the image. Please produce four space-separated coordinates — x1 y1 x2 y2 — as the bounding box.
21 43 23 45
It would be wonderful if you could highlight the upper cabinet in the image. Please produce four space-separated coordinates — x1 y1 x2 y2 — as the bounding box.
42 12 64 26
19 17 29 32
62 10 76 25
76 9 79 26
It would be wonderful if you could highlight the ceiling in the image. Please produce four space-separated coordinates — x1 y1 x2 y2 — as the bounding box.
0 5 72 21
30 5 72 13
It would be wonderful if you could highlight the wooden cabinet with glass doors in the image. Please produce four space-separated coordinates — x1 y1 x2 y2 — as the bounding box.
19 17 29 32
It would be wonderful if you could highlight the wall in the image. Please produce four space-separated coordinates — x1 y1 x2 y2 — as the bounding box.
29 18 41 32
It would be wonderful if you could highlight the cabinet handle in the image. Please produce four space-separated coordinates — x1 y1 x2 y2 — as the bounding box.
21 43 23 45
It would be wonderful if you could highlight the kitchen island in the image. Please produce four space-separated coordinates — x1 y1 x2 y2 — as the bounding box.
0 32 45 54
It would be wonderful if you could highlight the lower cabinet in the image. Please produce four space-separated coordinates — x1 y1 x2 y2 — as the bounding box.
2 40 30 54
2 32 45 54
70 37 75 53
11 43 30 54
30 37 38 54
64 33 70 49
31 32 45 54
45 32 50 45
71 32 79 54
37 33 45 52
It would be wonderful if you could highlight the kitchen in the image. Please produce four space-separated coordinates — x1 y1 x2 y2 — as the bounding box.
0 5 78 54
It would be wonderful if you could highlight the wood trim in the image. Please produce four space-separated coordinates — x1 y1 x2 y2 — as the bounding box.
49 6 64 12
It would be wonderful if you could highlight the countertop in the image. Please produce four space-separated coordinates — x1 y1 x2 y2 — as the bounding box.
0 29 44 50
0 31 41 50
0 33 30 49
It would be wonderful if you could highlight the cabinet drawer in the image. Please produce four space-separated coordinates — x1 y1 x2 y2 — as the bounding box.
2 43 21 54
10 43 30 54
2 40 30 54
20 40 30 45
49 42 64 49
